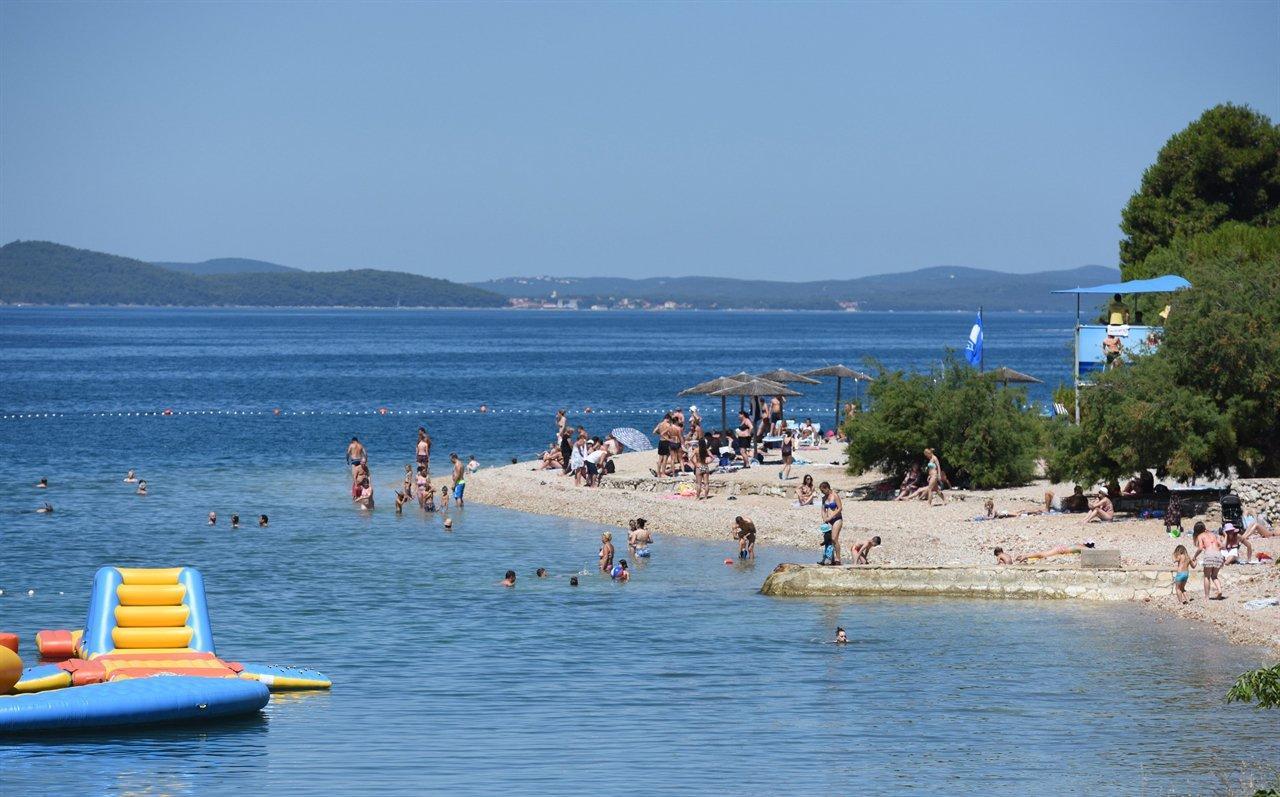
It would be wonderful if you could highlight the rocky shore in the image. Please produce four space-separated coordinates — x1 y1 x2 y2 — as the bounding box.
461 445 1280 652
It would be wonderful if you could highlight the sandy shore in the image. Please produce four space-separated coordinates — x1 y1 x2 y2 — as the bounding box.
459 443 1280 653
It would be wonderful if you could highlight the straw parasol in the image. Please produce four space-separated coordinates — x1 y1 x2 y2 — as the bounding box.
804 364 873 431
711 379 802 456
677 374 752 432
985 366 1043 386
755 368 821 385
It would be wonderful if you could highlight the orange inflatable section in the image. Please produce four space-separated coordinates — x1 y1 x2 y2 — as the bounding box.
36 629 76 660
0 632 18 653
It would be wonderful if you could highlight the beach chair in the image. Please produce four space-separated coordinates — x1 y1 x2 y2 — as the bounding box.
1053 402 1068 417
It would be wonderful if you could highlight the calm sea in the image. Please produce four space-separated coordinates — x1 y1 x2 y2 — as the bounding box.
1 308 1276 796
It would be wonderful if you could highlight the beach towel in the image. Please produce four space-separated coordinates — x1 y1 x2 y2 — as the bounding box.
1243 598 1279 610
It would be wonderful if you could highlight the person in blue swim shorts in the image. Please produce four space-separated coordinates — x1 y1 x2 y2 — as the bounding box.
450 453 466 508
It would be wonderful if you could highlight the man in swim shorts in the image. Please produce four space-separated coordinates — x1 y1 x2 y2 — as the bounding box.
450 453 466 507
346 437 367 483
732 516 757 560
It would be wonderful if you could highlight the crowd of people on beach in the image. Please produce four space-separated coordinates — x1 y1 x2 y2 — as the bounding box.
345 429 478 518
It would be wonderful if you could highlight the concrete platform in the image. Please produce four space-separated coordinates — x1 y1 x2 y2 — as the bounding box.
761 563 1176 601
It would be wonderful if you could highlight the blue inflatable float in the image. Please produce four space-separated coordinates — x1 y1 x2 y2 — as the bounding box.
0 676 269 733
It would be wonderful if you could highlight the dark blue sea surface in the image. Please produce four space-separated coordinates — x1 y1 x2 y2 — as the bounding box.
1 308 1276 796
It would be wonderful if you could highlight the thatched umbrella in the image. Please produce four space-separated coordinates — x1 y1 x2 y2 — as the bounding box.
804 364 873 431
677 374 752 432
711 379 801 456
985 366 1043 387
756 368 821 385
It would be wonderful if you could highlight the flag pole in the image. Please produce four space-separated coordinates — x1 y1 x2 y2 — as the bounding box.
979 306 984 373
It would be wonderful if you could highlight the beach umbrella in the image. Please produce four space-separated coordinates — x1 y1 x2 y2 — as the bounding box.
609 427 653 452
711 379 802 458
804 364 873 431
985 366 1043 387
755 368 821 385
677 374 751 432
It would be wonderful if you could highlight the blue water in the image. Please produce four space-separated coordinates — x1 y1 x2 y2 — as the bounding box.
1 308 1276 796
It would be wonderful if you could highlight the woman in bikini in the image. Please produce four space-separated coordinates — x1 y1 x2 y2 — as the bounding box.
909 448 946 505
734 411 754 468
416 428 431 474
795 474 816 506
599 531 615 573
695 438 714 499
819 481 844 565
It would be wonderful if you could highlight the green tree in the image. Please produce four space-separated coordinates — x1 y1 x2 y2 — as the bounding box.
1119 104 1280 275
1228 663 1280 710
1049 224 1280 483
845 355 1042 489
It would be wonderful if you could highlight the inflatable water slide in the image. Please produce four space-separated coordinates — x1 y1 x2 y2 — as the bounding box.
0 566 330 733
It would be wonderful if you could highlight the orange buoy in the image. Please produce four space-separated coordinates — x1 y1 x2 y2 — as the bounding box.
378 407 389 415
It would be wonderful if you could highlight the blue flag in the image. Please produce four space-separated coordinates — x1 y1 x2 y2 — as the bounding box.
965 311 983 366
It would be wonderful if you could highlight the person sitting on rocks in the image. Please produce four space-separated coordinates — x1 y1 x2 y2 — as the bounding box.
1084 491 1114 523
993 547 1015 565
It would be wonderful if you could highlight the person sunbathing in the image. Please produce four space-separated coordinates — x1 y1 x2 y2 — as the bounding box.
1243 514 1276 540
1014 541 1095 563
1083 492 1114 523
983 498 1047 519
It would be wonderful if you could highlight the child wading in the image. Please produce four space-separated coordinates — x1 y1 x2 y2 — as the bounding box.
1171 544 1192 605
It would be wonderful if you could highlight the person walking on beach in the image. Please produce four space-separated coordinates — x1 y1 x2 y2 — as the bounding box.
695 438 714 499
599 532 615 573
779 427 795 481
907 448 946 505
732 516 757 560
450 453 466 508
734 411 754 468
346 437 367 484
1191 522 1225 600
559 428 573 475
819 481 843 564
416 428 431 473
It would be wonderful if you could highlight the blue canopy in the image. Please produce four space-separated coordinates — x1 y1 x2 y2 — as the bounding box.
1052 274 1191 295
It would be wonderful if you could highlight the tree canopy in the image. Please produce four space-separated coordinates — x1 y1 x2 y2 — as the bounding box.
845 356 1043 489
1119 104 1280 275
1049 224 1280 483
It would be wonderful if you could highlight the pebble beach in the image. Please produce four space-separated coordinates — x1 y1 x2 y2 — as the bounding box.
462 443 1280 653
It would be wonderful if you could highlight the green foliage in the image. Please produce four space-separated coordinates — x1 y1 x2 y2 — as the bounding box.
0 241 507 308
1227 663 1280 710
1050 224 1280 482
1120 104 1280 273
844 355 1042 489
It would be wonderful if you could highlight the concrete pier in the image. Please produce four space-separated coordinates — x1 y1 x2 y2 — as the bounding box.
761 563 1176 601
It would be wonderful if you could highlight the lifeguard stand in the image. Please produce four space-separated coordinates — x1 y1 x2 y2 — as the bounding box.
1051 275 1192 423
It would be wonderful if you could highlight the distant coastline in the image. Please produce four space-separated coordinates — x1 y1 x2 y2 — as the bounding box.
1 239 1115 313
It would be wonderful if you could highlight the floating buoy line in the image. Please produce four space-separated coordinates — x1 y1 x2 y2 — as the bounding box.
1 406 835 422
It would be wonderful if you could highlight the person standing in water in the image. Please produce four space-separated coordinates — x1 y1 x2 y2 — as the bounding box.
416 428 431 474
450 453 466 508
732 516 757 560
346 437 367 484
599 532 615 573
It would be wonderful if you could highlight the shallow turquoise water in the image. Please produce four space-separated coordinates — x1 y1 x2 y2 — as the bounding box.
1 308 1277 795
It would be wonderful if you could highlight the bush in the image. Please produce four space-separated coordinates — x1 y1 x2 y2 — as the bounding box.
844 355 1043 489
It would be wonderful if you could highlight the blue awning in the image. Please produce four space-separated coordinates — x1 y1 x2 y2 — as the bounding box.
1051 274 1191 295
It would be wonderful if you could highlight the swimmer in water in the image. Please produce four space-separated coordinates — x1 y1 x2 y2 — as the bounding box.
36 502 53 514
36 477 48 489
569 576 579 587
354 478 373 510
230 514 239 529
993 547 1014 565
835 627 848 644
208 512 217 525
439 483 450 512
394 489 410 515
443 516 453 530
628 518 653 554
501 570 516 588
124 470 137 483
467 455 479 474
536 568 548 578
136 480 148 496
258 514 268 527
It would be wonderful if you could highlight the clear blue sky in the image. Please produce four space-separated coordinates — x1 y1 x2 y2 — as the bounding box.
1 1 1276 280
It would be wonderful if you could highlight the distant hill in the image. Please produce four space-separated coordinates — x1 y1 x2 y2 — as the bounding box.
0 241 506 308
152 257 301 275
474 265 1120 311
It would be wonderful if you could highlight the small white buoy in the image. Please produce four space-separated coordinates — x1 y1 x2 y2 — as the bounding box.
27 589 35 596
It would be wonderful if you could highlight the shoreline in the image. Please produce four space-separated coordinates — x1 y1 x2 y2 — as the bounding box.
462 446 1280 654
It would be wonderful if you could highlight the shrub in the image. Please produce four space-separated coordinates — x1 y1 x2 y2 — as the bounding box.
844 355 1042 489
